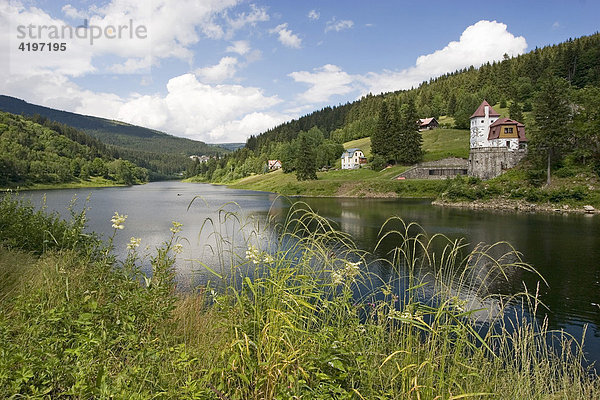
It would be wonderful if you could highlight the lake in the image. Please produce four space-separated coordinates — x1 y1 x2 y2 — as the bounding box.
20 181 600 364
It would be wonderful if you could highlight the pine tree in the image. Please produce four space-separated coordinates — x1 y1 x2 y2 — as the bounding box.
509 101 524 122
295 132 317 181
372 100 393 162
531 76 572 185
398 99 423 164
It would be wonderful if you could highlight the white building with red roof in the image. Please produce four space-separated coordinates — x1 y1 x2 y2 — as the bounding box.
469 100 527 150
468 100 528 179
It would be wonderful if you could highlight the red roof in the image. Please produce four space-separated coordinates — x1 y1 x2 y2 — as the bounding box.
419 117 437 126
470 100 500 118
488 118 527 142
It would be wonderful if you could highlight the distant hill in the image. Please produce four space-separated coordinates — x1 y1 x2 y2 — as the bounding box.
0 111 148 187
214 143 245 151
0 95 227 156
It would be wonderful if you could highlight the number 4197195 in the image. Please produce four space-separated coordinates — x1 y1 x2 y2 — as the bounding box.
18 42 67 51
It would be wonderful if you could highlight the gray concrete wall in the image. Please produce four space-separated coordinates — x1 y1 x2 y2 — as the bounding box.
468 148 527 180
396 157 469 180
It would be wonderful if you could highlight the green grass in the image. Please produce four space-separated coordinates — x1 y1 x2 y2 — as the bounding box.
228 166 450 198
1 197 598 398
343 128 470 163
227 129 469 198
1 176 127 191
344 137 372 157
421 128 469 161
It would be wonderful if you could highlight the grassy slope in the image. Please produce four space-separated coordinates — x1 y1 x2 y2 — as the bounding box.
229 127 469 198
5 176 128 191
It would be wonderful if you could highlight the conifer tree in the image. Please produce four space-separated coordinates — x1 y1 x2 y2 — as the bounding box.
531 76 572 185
398 99 423 164
295 132 318 181
372 100 393 162
509 101 524 122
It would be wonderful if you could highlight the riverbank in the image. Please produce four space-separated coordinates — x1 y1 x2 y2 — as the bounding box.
0 177 128 192
217 162 600 214
224 167 449 198
433 198 599 214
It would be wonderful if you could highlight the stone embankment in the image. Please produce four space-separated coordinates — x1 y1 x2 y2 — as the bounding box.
432 198 598 214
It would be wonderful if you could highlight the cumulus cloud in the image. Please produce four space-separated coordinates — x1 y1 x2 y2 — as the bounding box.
360 20 527 94
226 40 251 55
289 64 357 103
195 57 238 83
308 10 320 21
269 23 302 48
2 71 286 143
287 20 527 102
325 18 354 33
3 0 245 78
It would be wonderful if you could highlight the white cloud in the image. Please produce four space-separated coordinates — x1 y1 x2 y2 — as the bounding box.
269 23 302 48
360 20 527 94
225 4 269 35
308 10 320 21
552 21 560 30
289 64 356 103
3 0 245 78
226 40 251 55
195 56 238 83
325 18 354 33
61 4 87 20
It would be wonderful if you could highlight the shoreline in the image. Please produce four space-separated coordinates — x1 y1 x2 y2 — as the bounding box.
432 198 599 215
220 180 600 215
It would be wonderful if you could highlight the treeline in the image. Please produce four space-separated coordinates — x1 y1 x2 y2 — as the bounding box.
187 126 344 182
0 95 230 179
191 32 600 183
26 114 203 180
0 112 148 187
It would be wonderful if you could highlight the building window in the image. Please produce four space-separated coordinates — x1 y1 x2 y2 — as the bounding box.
481 120 484 123
504 127 513 133
506 141 510 147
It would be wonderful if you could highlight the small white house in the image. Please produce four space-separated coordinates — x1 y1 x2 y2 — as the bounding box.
267 159 282 171
341 148 367 169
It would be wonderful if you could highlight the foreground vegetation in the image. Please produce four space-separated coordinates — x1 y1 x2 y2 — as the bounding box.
1 195 599 398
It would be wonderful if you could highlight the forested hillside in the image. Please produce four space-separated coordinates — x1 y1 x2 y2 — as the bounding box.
0 95 228 157
0 112 148 187
191 32 600 183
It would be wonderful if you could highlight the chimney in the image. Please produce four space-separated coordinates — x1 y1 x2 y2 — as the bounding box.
484 105 489 118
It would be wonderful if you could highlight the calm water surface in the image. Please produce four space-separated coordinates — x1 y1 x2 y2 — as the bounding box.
21 181 600 364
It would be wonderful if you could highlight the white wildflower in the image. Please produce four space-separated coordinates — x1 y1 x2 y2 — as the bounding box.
245 245 261 264
262 254 274 264
170 221 183 234
111 212 127 230
127 237 141 250
343 260 361 280
173 243 184 254
331 270 344 285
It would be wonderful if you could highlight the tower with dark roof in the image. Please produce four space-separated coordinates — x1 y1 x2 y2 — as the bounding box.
468 100 528 179
469 100 501 148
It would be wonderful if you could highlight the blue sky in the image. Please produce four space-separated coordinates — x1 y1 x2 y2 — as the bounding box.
1 0 599 143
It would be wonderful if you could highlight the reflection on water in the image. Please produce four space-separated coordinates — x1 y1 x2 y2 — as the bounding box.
20 181 600 363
